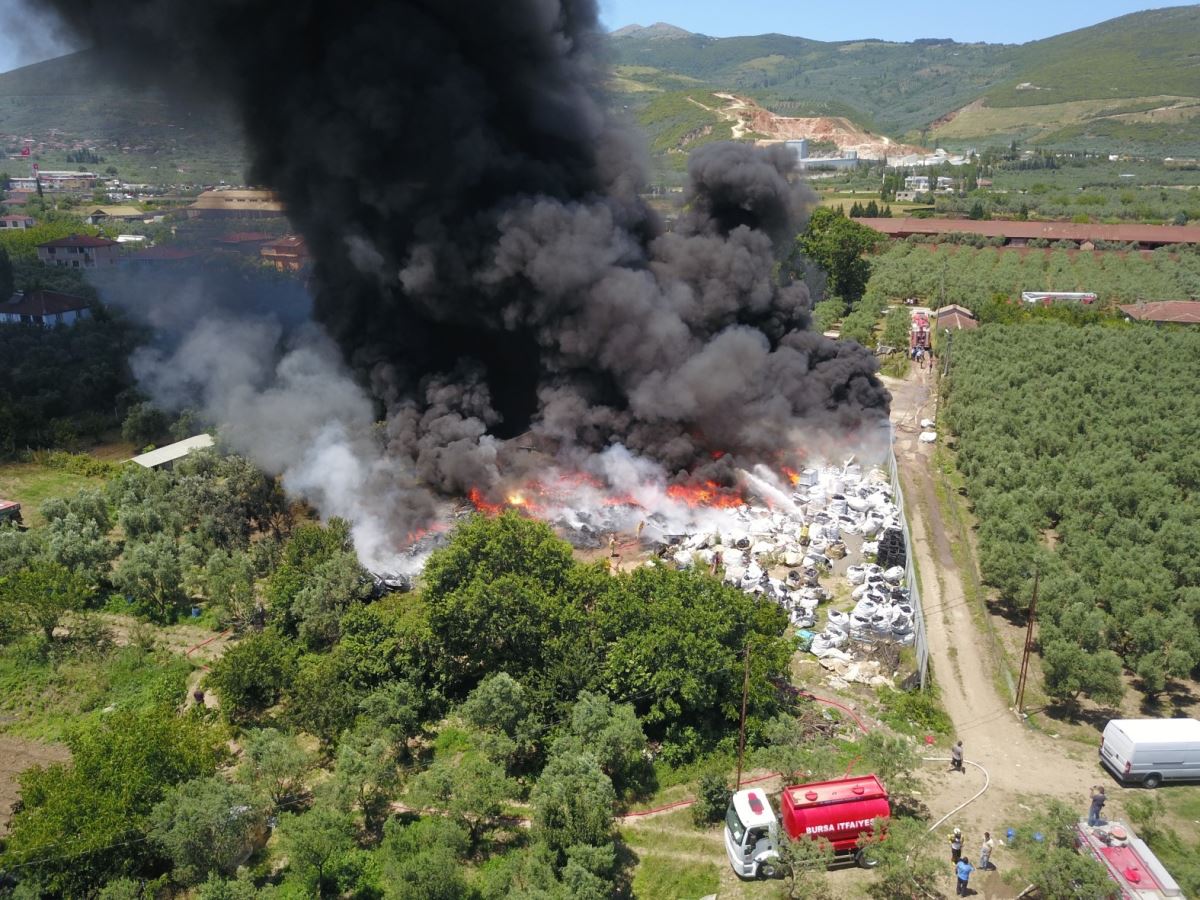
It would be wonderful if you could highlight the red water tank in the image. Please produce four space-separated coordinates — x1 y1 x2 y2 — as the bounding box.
779 775 890 853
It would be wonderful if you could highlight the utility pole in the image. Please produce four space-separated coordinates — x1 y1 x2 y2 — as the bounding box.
942 329 953 378
735 643 751 789
1014 568 1040 716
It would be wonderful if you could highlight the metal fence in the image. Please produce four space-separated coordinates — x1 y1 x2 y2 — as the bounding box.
887 445 930 690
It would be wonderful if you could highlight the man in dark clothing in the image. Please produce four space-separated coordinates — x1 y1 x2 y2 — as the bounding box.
950 740 964 772
1088 786 1107 826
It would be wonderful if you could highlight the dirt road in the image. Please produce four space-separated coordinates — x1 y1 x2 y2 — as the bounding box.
886 367 1104 897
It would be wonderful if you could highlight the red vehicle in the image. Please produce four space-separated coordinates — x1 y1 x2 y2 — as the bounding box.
724 775 890 878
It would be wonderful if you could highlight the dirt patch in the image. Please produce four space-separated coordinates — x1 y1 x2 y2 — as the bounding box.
700 93 923 159
0 736 70 834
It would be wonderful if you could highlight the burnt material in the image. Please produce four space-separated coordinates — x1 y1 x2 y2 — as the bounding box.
876 527 906 570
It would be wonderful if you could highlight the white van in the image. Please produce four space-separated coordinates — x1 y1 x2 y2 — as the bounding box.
1100 718 1200 788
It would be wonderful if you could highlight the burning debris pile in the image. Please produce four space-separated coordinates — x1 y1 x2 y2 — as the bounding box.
35 0 891 572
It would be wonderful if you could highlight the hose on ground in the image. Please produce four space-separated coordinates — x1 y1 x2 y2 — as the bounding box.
920 756 991 834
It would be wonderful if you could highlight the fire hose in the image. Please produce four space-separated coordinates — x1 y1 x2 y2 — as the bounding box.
918 757 991 835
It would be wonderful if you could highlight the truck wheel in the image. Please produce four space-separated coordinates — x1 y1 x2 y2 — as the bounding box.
1142 773 1162 789
758 862 778 879
855 850 880 869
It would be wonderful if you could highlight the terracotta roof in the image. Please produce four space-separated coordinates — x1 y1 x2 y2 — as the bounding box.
4 290 91 316
858 218 1200 246
936 304 976 318
38 233 119 249
189 190 285 213
85 206 144 218
0 214 34 223
261 235 308 256
1118 300 1200 324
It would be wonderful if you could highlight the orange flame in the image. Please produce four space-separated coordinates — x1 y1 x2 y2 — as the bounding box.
782 466 801 486
468 487 503 516
666 480 744 509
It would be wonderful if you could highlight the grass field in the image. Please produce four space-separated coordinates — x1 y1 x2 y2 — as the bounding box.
0 644 193 742
0 462 106 528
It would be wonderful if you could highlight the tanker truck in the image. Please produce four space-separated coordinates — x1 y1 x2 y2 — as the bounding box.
724 775 890 879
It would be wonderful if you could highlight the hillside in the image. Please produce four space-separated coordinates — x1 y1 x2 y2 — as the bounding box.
612 6 1200 157
0 51 246 184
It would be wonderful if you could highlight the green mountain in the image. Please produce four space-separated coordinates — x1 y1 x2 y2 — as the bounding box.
0 51 245 184
611 6 1200 157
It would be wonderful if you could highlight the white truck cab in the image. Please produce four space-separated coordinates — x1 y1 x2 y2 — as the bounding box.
724 788 780 879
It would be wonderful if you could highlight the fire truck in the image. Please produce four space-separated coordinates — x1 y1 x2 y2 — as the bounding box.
724 775 890 878
0 499 22 526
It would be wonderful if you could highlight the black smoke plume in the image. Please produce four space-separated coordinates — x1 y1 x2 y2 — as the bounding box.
35 0 889 562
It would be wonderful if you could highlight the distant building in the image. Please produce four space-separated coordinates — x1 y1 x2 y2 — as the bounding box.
83 205 148 225
10 171 97 192
1021 291 1098 306
37 234 121 268
1118 300 1200 326
936 175 954 192
261 235 309 271
130 434 215 470
935 304 978 332
186 189 285 219
857 218 1200 250
0 214 35 230
0 290 92 326
893 190 919 203
904 175 930 192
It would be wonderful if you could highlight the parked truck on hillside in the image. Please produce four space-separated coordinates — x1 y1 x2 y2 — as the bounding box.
724 775 890 878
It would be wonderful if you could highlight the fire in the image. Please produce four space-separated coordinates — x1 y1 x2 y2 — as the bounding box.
507 491 527 507
782 466 801 486
666 480 744 509
468 487 503 516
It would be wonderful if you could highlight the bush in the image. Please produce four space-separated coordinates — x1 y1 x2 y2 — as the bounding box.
691 772 731 827
877 687 952 736
206 629 297 722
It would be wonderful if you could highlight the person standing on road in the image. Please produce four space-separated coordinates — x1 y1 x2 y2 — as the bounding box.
1088 786 1107 826
979 832 993 870
950 740 964 773
955 856 975 896
949 827 963 863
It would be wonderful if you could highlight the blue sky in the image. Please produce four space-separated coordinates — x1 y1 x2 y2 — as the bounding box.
0 1 1193 74
599 1 1195 43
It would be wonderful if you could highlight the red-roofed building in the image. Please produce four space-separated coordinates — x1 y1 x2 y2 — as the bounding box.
858 218 1200 250
0 290 93 326
261 235 309 272
1119 300 1200 326
37 234 120 268
0 214 35 230
935 304 979 332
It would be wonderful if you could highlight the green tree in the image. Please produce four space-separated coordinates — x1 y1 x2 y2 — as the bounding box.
691 771 731 827
238 727 313 809
201 548 258 629
276 805 357 897
777 832 834 899
121 402 170 448
197 873 259 900
529 751 615 857
409 752 517 847
378 816 472 900
43 511 115 585
149 776 265 884
0 244 12 302
113 534 186 622
553 690 647 796
206 629 297 722
1023 799 1119 899
881 306 911 350
0 561 89 641
327 724 400 837
1 707 223 895
288 651 358 745
292 550 368 649
795 207 883 303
